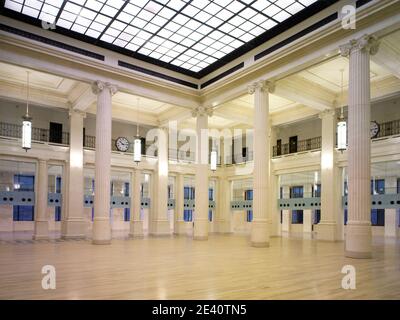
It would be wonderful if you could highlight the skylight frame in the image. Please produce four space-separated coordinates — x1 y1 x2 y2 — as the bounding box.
1 0 338 78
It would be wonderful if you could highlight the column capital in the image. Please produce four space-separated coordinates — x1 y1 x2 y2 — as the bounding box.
339 34 380 57
91 80 118 96
191 105 213 117
318 108 336 120
69 108 86 118
248 80 275 95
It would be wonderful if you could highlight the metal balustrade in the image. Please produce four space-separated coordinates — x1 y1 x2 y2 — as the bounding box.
273 136 322 157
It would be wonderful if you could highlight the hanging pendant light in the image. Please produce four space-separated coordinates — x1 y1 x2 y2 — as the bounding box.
133 97 142 164
337 69 347 152
22 71 32 151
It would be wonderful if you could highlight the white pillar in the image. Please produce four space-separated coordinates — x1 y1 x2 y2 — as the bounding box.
91 81 117 245
303 183 313 234
340 34 380 258
315 110 341 241
248 80 274 247
269 125 280 237
62 109 86 239
193 106 212 240
150 127 170 236
215 177 232 233
174 173 186 235
129 168 143 237
385 177 398 237
281 185 291 233
33 158 49 239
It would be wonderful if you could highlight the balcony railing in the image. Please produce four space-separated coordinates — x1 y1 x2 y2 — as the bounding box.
273 136 322 157
374 119 400 139
225 151 254 165
0 121 70 145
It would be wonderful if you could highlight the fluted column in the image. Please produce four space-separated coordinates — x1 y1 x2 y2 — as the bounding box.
129 168 143 237
315 109 341 241
174 173 186 235
33 158 49 240
62 109 86 239
340 34 380 258
193 106 212 240
248 80 274 247
150 127 170 236
91 81 117 245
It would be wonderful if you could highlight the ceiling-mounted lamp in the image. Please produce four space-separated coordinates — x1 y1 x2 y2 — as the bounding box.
133 97 142 164
22 71 32 152
337 69 347 153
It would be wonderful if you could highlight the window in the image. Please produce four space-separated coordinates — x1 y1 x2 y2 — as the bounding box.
397 178 400 194
344 209 348 225
124 182 130 221
314 184 321 197
184 186 194 222
54 176 62 221
292 210 303 224
371 179 385 194
290 186 303 198
371 209 385 226
314 210 321 224
13 174 35 221
245 189 253 222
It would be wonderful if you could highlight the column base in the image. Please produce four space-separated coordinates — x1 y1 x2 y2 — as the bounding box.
345 222 372 259
149 220 171 236
174 220 187 235
315 221 337 241
129 220 144 238
33 220 49 240
61 219 87 239
193 219 209 241
215 220 232 234
250 220 269 248
92 217 111 245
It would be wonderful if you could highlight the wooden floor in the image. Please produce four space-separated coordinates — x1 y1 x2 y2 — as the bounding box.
0 234 399 300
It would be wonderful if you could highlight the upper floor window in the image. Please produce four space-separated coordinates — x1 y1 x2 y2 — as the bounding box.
290 186 303 198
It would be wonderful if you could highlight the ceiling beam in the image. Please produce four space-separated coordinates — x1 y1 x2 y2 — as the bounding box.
68 83 96 111
274 75 336 111
371 39 400 79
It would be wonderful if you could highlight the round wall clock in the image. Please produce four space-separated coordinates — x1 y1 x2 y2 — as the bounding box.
115 137 130 152
370 121 380 139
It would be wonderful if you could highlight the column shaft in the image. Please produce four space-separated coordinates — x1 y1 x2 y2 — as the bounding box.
194 110 210 240
150 128 170 236
92 81 116 245
62 110 86 239
33 159 49 239
130 168 143 237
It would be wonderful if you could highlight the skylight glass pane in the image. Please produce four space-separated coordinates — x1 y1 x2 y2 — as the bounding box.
3 0 316 72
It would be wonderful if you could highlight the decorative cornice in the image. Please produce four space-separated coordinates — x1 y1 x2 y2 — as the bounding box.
339 34 380 57
247 80 275 95
91 80 118 96
191 105 213 118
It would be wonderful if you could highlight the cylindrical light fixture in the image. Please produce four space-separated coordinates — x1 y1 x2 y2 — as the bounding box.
337 119 347 152
22 71 32 152
210 150 217 171
336 69 347 152
133 97 141 164
134 136 142 164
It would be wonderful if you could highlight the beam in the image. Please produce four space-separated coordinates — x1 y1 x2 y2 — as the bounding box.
371 39 400 79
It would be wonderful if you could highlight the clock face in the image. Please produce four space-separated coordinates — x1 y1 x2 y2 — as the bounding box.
115 137 129 152
370 121 380 139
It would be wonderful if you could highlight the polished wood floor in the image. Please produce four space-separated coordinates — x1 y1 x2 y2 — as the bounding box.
0 234 399 299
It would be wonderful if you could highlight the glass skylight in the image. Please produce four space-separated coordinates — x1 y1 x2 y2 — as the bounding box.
4 0 318 73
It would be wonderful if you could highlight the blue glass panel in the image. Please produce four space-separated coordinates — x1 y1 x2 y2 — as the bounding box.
292 210 303 224
55 206 61 221
13 205 34 221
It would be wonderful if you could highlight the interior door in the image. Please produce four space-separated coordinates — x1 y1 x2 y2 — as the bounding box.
277 139 282 156
49 122 63 144
289 136 298 153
